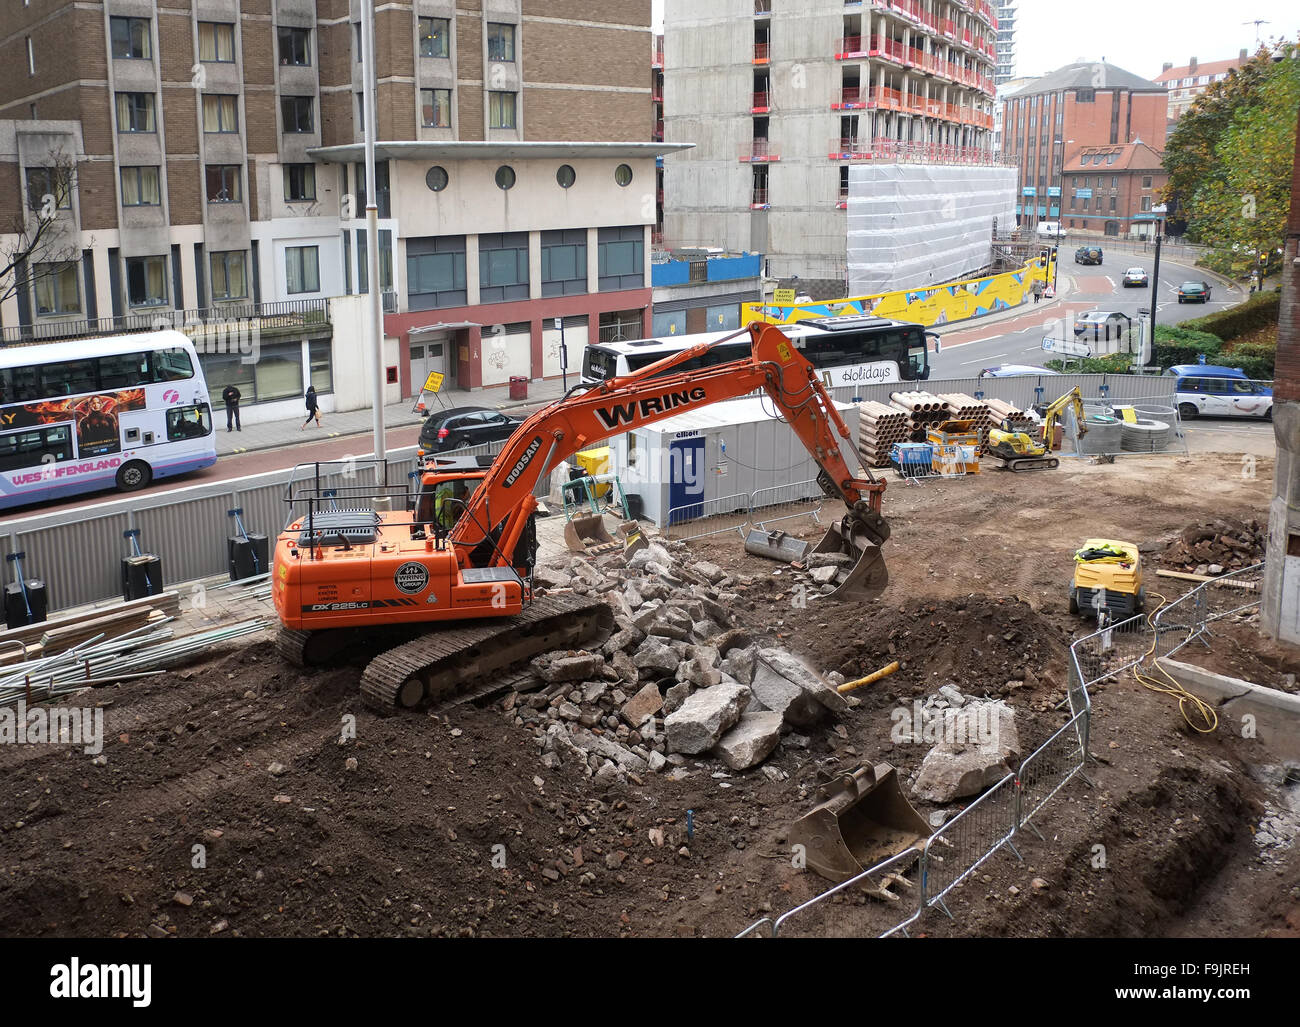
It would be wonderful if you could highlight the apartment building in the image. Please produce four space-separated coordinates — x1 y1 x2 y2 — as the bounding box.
992 1 1014 85
662 0 998 282
1154 52 1249 126
999 62 1167 233
0 1 675 418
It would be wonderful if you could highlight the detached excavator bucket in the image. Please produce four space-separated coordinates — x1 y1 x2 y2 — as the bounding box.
743 528 812 565
810 502 890 601
564 513 619 555
790 763 932 884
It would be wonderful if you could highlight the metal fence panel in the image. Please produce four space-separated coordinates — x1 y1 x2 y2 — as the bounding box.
770 848 925 938
1017 711 1088 831
918 772 1019 909
749 479 827 529
664 492 753 541
1070 613 1153 687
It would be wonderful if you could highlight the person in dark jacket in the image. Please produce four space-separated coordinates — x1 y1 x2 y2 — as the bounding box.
302 385 322 429
222 384 241 432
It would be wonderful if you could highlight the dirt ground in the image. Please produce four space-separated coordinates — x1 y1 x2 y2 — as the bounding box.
1 451 1297 938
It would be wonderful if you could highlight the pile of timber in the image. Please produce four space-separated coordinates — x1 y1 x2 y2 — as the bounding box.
857 401 911 467
0 591 180 668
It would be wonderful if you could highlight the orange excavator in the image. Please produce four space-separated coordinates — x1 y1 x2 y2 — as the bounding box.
272 321 891 713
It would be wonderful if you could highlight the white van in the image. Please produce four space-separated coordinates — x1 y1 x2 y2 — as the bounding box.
1036 222 1066 240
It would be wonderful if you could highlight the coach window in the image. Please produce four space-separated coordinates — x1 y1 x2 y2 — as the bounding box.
151 348 195 382
166 404 213 440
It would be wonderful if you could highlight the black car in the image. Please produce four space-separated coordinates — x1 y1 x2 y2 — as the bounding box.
1177 281 1211 303
418 406 524 451
1074 246 1103 265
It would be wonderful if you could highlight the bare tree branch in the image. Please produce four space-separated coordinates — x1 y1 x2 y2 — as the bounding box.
0 147 87 311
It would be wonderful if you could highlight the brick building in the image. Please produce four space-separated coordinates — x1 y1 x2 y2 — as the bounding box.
1154 52 1249 126
1061 141 1168 239
999 61 1167 233
0 1 677 419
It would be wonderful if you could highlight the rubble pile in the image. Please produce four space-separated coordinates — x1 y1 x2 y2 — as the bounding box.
1159 518 1266 575
501 541 851 790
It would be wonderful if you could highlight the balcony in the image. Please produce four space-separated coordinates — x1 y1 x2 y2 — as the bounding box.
0 299 331 346
832 86 866 110
753 42 770 64
836 35 868 59
828 136 1011 166
739 139 780 162
652 38 663 68
751 90 770 113
750 188 770 210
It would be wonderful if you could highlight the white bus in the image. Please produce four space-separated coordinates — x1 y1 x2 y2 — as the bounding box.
0 330 217 509
581 315 933 388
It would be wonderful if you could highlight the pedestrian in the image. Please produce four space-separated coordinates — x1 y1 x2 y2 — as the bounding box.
222 383 241 432
302 385 322 430
1031 279 1044 304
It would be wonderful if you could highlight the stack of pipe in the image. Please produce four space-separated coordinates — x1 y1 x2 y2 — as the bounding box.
937 393 992 452
889 391 953 442
857 401 911 467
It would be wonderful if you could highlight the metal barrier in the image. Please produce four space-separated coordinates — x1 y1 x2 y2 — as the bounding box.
1069 612 1156 688
735 917 774 938
1152 562 1264 660
663 492 753 541
917 772 1020 916
749 480 827 529
1017 710 1089 833
773 848 925 938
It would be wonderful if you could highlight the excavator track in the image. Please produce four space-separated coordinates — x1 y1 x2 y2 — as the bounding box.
359 593 614 714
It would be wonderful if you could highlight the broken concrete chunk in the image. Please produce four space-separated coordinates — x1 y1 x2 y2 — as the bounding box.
720 644 758 686
633 637 681 674
664 680 752 755
530 651 604 683
714 712 783 770
676 655 722 688
912 701 1020 803
662 681 692 716
810 566 840 585
622 683 664 727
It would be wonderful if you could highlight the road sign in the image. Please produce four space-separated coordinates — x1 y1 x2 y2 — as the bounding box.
1041 336 1092 357
773 288 796 304
422 371 445 393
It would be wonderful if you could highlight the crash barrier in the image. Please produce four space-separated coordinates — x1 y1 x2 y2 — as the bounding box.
665 480 827 541
751 705 1088 938
0 439 523 614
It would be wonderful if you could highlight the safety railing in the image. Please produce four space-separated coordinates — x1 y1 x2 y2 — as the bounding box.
749 480 827 529
917 771 1020 916
1017 709 1089 833
1151 562 1264 660
664 480 828 540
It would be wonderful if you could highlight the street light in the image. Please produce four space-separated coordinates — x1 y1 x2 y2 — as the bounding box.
1050 135 1074 293
361 0 386 464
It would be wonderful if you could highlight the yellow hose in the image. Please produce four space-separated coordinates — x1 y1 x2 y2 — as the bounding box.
1128 591 1218 733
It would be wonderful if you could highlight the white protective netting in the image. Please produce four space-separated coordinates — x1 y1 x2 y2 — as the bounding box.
846 164 1018 296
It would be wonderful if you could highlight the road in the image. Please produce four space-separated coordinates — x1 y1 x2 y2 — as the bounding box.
929 246 1243 376
8 247 1267 519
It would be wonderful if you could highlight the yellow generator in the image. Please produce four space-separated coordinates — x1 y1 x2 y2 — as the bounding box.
1070 539 1144 619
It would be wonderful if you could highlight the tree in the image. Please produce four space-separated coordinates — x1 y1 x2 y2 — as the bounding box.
0 147 87 332
1162 39 1298 274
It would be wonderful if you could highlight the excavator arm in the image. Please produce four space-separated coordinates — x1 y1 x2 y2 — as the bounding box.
445 321 890 597
1041 386 1088 440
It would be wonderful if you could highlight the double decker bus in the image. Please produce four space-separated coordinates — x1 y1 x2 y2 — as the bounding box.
581 315 933 387
0 330 217 509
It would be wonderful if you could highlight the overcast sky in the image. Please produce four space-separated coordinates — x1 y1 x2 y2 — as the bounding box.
651 0 1298 81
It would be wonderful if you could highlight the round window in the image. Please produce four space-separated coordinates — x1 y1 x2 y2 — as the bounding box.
615 163 633 187
425 166 448 192
556 164 577 189
495 165 516 190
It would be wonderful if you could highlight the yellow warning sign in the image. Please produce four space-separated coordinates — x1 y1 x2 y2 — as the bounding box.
773 289 797 305
422 371 445 394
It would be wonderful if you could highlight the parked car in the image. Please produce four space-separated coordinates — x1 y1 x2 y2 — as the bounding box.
1074 246 1103 265
1176 281 1212 303
979 364 1061 378
1073 310 1132 342
1121 267 1149 287
418 406 524 451
1166 365 1272 420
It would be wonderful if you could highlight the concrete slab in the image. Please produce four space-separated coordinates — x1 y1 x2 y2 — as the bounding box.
1158 657 1300 761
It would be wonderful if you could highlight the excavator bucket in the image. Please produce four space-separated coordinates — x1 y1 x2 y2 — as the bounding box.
743 528 812 565
809 502 890 600
563 513 619 555
790 763 932 884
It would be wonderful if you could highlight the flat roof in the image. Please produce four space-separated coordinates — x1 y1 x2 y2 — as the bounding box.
308 140 693 163
639 396 854 435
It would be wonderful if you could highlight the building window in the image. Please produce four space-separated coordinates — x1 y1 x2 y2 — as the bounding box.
115 92 156 132
1081 198 1089 210
284 164 316 202
285 246 320 294
205 164 242 203
1111 176 1118 188
210 250 248 300
309 339 333 394
406 236 467 311
488 91 517 129
110 16 151 59
202 95 239 133
1141 196 1152 212
1109 196 1117 211
597 226 644 292
25 167 71 211
1142 175 1152 188
556 164 577 189
121 166 161 206
421 88 451 128
541 229 587 298
198 22 236 63
615 163 634 187
281 96 314 133
478 232 529 303
33 262 80 315
126 255 168 308
418 17 449 58
495 165 516 190
1074 87 1094 102
487 23 516 62
426 166 449 192
353 22 362 59
278 26 311 66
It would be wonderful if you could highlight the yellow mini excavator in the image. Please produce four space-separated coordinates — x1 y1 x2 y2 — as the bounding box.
985 386 1088 472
